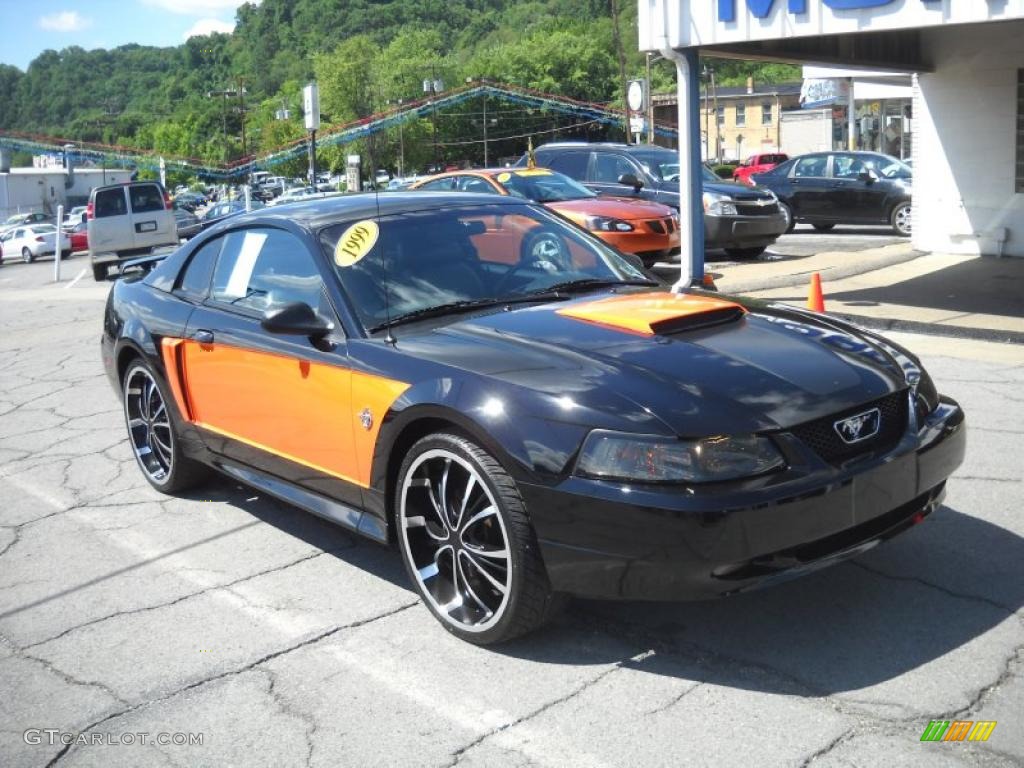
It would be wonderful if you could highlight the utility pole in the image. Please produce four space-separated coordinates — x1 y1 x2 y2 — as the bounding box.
608 0 630 141
482 90 489 166
304 82 320 184
424 70 444 172
236 77 247 158
646 52 655 144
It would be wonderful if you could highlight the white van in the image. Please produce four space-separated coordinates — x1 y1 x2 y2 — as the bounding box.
87 182 178 281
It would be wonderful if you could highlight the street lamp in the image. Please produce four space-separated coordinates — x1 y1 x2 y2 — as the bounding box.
423 74 444 172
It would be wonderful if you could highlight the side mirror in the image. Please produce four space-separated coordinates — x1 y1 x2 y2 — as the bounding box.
261 301 334 338
858 170 876 184
617 173 643 192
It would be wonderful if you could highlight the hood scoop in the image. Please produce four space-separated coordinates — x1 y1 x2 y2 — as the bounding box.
556 291 746 336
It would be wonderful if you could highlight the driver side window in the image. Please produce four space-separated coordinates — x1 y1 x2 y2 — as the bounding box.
210 228 325 315
592 153 637 183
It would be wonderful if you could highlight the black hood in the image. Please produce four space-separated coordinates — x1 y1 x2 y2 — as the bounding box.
394 292 907 438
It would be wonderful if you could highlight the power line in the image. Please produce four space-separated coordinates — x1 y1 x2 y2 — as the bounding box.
436 119 600 147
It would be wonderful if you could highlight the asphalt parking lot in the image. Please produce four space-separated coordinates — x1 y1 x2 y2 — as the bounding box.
1 254 1022 767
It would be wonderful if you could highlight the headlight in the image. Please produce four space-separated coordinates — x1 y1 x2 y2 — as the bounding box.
585 215 634 232
576 431 785 484
702 192 737 216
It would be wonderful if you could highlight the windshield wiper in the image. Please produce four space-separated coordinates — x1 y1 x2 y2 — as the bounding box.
369 294 572 332
529 277 659 296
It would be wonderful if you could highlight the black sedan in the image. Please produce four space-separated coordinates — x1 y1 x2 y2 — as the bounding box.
101 193 965 644
751 151 913 236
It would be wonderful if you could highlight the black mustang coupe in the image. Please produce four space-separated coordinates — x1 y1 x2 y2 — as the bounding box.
102 193 965 644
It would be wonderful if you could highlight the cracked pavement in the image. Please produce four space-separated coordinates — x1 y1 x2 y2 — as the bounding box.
1 259 1022 767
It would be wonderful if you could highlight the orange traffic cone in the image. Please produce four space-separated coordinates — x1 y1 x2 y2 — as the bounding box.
807 272 825 312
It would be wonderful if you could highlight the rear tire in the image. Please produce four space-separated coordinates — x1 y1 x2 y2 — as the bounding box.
22 247 34 264
92 263 108 281
812 223 835 232
724 246 766 259
396 432 562 644
122 360 208 494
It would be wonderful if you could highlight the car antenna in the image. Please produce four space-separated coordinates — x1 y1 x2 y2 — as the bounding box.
374 185 395 345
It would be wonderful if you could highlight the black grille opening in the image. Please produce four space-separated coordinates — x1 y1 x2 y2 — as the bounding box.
789 390 909 465
647 220 666 234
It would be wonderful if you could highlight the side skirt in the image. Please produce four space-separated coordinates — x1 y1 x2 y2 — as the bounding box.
216 460 388 544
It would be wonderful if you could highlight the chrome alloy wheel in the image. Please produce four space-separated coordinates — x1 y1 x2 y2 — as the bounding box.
893 203 912 236
123 366 173 484
400 449 512 632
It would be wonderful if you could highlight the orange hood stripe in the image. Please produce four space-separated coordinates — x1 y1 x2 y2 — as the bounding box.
555 292 745 335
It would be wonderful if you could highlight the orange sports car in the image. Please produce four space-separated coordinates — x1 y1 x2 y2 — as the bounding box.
411 168 680 265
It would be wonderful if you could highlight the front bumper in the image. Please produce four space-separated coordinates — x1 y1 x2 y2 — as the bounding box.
595 227 680 257
705 212 788 249
523 397 965 600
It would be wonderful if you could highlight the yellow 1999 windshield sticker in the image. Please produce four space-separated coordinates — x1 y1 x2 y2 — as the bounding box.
334 220 379 267
515 169 551 177
497 172 511 183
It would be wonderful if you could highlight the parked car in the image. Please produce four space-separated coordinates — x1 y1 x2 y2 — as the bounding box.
0 224 71 263
750 151 913 235
87 181 178 281
173 207 202 240
172 192 207 213
63 206 88 227
386 176 422 191
524 142 786 258
411 168 680 264
2 211 53 235
269 186 318 206
65 220 89 252
199 199 266 229
102 192 964 644
733 153 789 185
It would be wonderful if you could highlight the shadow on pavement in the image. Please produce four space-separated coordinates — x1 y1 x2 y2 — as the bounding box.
497 504 1024 694
827 255 1024 318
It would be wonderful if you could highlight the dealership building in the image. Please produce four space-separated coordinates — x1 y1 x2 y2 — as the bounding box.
640 0 1024 279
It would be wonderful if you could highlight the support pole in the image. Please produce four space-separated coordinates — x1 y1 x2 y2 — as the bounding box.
54 204 63 282
308 129 317 184
848 77 856 151
660 48 703 292
483 91 489 167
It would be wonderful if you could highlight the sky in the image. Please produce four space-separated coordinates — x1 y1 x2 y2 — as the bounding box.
0 0 254 71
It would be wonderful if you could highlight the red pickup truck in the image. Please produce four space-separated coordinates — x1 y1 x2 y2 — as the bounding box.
733 153 789 186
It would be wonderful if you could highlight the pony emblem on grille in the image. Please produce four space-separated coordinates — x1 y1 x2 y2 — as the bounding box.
834 407 881 444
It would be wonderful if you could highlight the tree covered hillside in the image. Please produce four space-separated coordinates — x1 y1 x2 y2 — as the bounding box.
0 0 797 173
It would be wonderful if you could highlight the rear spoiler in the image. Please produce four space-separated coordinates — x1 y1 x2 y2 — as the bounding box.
118 251 170 277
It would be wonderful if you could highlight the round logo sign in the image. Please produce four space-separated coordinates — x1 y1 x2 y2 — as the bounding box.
627 81 644 112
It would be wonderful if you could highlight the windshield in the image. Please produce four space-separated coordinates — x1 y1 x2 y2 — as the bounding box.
320 202 651 333
497 170 595 202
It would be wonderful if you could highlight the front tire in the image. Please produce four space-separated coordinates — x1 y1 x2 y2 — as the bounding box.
122 360 207 493
891 202 912 237
812 223 835 232
396 432 561 644
92 263 108 281
779 201 795 233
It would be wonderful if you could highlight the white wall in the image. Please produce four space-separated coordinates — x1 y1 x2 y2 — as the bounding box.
0 168 133 220
780 109 832 156
913 22 1024 257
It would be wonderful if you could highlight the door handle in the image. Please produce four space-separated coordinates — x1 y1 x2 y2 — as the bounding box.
192 329 214 344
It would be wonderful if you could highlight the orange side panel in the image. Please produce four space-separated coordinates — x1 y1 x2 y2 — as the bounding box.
351 370 411 487
181 341 361 485
556 291 744 335
160 338 193 421
178 340 409 489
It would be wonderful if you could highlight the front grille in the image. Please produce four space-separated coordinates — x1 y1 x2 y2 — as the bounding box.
734 201 780 217
789 390 909 465
645 217 676 234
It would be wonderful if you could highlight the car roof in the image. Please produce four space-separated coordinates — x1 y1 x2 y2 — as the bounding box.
212 191 528 230
536 141 673 152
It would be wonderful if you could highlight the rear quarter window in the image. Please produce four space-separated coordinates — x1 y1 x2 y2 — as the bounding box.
94 188 127 218
543 152 589 180
129 184 165 213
